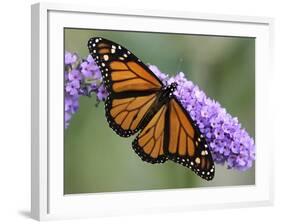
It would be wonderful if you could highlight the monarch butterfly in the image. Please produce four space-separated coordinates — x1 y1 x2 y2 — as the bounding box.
88 37 215 180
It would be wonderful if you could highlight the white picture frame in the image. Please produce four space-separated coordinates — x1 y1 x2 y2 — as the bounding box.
31 2 274 221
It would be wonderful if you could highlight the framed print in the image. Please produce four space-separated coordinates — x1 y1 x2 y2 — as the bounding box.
31 2 274 221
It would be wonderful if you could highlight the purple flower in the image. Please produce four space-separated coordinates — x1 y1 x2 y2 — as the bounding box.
65 96 79 113
214 128 225 140
64 95 80 128
96 84 108 101
80 55 101 78
200 106 210 117
64 52 107 128
66 80 80 96
68 69 82 81
65 51 78 65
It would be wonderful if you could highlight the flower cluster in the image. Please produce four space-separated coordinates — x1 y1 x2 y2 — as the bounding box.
64 52 255 171
64 52 107 128
148 65 255 171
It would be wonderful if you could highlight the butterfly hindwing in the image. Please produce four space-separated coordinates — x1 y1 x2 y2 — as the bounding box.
132 104 168 163
105 93 157 137
165 97 215 180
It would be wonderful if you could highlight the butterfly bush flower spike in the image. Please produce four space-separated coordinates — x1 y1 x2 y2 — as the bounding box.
148 66 255 171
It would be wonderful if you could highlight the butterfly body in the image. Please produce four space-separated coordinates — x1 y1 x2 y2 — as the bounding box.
158 82 178 101
142 82 178 119
88 37 215 180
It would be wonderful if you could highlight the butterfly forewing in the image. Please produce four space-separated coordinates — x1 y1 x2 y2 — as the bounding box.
88 37 163 93
88 37 163 137
166 97 215 180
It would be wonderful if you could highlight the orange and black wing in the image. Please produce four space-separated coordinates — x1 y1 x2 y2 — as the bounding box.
165 97 215 180
132 104 168 164
88 37 163 137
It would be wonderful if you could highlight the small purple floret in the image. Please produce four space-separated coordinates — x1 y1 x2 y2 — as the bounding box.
65 51 78 65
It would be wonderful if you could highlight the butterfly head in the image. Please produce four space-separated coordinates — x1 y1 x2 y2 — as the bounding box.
160 82 178 102
167 82 178 97
170 82 178 92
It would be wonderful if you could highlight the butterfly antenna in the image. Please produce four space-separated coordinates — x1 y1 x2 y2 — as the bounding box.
176 58 184 74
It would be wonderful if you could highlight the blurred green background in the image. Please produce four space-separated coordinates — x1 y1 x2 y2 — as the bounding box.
64 28 255 194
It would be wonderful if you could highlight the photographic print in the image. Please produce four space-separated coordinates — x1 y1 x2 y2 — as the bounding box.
64 28 255 194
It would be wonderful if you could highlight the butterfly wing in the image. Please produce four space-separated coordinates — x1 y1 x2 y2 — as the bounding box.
166 97 215 180
88 37 163 137
132 104 168 163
